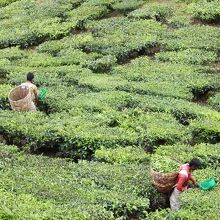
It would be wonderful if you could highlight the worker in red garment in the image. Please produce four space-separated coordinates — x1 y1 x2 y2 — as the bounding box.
170 158 202 211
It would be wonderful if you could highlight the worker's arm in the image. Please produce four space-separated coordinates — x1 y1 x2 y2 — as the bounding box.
33 85 38 105
176 174 188 191
189 176 198 187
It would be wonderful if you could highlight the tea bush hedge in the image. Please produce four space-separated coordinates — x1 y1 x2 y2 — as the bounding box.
0 0 19 7
15 49 101 68
132 93 220 124
208 92 220 112
0 0 109 48
0 46 26 60
36 33 94 55
65 3 109 29
167 15 191 28
84 18 166 60
111 0 146 12
1 0 220 217
114 57 220 100
160 25 220 51
155 49 218 65
188 0 220 22
190 117 220 144
95 146 150 164
0 109 187 158
128 3 174 22
0 84 12 109
0 144 154 219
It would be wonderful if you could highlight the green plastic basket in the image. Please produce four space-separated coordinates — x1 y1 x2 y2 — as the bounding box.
37 88 47 101
199 178 217 191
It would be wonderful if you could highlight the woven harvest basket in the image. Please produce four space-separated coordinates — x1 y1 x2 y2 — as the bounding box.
151 169 178 193
8 85 33 112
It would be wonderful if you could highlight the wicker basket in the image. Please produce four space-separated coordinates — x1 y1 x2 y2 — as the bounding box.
151 169 178 193
8 85 33 112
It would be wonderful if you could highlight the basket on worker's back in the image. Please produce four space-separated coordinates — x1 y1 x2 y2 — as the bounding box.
8 85 33 111
151 169 178 193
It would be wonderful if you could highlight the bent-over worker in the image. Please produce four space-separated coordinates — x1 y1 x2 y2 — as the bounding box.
170 158 202 211
21 72 38 111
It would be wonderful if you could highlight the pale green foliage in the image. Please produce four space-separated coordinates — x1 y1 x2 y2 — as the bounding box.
128 3 174 21
95 146 150 164
188 0 220 21
150 154 180 172
155 49 218 65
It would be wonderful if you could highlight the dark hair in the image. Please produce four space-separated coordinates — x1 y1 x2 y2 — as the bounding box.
27 72 34 81
189 158 202 168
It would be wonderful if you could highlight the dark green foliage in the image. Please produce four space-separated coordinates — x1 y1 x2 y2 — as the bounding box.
0 84 12 110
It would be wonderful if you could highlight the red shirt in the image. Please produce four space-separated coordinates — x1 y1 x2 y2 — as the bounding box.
176 164 196 191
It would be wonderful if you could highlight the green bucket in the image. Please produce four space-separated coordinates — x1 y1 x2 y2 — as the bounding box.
199 178 217 191
37 88 47 101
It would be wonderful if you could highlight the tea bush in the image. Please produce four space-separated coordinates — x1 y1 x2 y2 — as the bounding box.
114 57 220 100
208 92 220 111
132 93 220 124
111 0 146 12
155 49 218 65
190 117 220 144
84 18 166 60
0 16 73 48
0 46 26 60
0 109 187 158
65 2 109 29
15 49 100 68
0 0 220 217
37 33 94 55
65 73 127 91
0 0 20 7
95 146 150 164
61 91 138 112
8 65 91 87
0 84 12 109
188 0 220 21
0 0 108 48
86 55 117 72
128 3 174 22
0 59 10 78
160 25 220 51
167 15 191 28
0 144 154 219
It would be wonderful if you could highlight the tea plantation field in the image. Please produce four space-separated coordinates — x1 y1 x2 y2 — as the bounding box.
0 0 220 219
